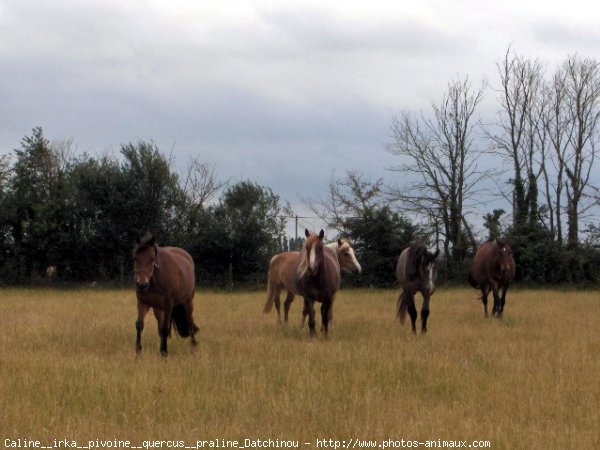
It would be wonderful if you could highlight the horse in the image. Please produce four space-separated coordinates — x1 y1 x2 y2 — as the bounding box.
468 238 515 318
263 237 361 323
133 232 199 355
45 265 57 283
396 242 439 334
292 229 341 338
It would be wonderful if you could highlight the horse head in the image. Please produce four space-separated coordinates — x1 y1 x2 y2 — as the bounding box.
133 232 160 292
495 239 514 278
415 246 439 296
335 238 362 274
304 228 325 275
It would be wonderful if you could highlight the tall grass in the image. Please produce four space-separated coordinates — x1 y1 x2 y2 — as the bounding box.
0 287 599 449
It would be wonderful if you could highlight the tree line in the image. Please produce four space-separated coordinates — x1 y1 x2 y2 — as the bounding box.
1 49 600 287
310 49 600 285
0 128 291 286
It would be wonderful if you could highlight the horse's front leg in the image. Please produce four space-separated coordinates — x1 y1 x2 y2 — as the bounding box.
304 297 317 338
420 293 430 334
499 284 509 318
406 291 417 334
481 286 490 318
491 282 501 318
136 302 150 354
320 298 332 336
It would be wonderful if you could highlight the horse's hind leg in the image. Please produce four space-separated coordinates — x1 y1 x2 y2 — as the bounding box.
304 297 317 338
183 297 198 347
283 292 295 323
301 303 308 327
135 302 150 354
273 287 282 322
407 292 418 335
481 286 490 318
154 308 171 356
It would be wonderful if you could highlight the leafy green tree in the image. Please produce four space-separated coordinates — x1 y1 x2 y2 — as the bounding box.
120 141 186 238
342 206 424 287
187 181 289 286
483 209 506 241
5 128 76 281
217 181 288 285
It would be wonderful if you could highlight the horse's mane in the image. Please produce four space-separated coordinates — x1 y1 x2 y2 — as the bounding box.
407 242 426 279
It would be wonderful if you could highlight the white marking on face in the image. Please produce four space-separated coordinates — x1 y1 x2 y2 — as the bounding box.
427 263 435 292
309 246 316 270
350 248 362 273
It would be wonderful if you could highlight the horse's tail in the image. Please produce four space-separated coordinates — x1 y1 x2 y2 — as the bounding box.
468 272 479 289
171 304 198 338
397 290 408 325
263 278 275 314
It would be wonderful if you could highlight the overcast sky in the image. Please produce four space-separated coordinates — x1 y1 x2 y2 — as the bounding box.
1 0 599 235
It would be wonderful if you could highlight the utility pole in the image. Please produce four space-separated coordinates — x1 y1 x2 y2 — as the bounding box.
295 215 298 241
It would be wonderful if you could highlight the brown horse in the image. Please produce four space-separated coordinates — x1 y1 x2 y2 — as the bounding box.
292 229 340 337
133 233 198 355
468 239 516 318
263 237 361 323
396 242 439 334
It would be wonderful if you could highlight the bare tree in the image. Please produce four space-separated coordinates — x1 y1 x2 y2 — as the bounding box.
181 156 226 208
541 67 572 243
304 169 384 232
488 48 546 229
386 76 488 264
560 55 600 247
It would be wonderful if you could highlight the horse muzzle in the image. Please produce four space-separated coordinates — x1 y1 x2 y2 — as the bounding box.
136 281 150 292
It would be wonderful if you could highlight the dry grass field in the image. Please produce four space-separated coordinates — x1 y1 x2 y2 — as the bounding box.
1 287 599 449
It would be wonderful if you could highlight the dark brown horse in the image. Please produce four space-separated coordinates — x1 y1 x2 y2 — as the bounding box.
468 239 516 318
396 242 439 334
263 238 361 323
292 229 341 338
133 233 198 355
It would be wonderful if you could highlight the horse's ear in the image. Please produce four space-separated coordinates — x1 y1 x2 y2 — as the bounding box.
147 234 156 248
338 238 343 247
318 229 325 240
305 228 310 238
496 238 505 248
135 234 141 245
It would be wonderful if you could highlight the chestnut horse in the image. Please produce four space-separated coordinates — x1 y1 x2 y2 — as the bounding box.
292 229 340 337
396 242 439 334
133 233 198 355
468 239 515 318
263 237 361 323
